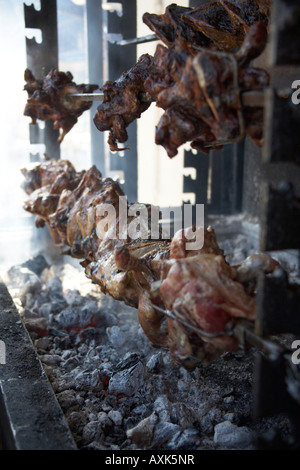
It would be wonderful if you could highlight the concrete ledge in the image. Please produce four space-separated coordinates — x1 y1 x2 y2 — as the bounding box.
0 281 77 450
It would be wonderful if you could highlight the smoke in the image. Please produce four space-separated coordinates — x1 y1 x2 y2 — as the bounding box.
0 1 92 273
0 1 33 271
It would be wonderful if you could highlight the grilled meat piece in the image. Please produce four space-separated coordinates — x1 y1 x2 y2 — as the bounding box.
159 254 256 361
143 0 270 52
220 0 270 28
143 40 192 99
22 157 84 236
22 158 279 366
234 253 281 283
93 54 154 152
93 20 268 158
182 1 246 52
170 225 224 259
149 21 269 157
24 69 98 142
21 156 82 195
143 3 212 49
157 248 280 365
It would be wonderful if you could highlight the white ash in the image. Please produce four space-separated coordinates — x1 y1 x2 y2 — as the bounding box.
213 420 253 448
5 253 296 451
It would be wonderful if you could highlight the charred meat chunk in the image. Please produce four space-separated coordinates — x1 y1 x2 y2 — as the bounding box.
143 3 212 48
143 0 270 52
147 22 269 157
93 54 154 152
92 14 269 157
24 69 98 142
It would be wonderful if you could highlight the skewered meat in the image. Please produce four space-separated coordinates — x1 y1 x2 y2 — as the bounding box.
143 40 192 99
24 69 98 142
158 254 255 363
143 0 270 52
143 4 212 49
148 21 269 157
21 155 83 195
23 2 270 157
93 14 269 156
181 0 270 51
93 54 154 152
22 156 84 232
22 158 280 367
140 243 280 365
22 158 169 302
234 253 280 283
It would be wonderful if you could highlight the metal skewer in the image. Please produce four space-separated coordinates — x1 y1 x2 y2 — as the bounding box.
152 303 286 358
67 92 104 101
153 304 235 339
67 90 271 106
112 33 158 46
67 91 154 103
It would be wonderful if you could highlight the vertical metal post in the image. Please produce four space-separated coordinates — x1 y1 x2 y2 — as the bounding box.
24 0 60 160
106 0 138 202
23 0 60 253
86 0 105 173
182 0 245 215
254 0 300 420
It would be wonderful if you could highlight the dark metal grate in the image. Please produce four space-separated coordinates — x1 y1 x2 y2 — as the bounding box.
183 142 245 214
253 0 300 420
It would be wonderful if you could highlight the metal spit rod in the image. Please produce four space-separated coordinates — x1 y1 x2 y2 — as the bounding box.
152 304 285 359
67 91 154 103
68 26 293 107
112 33 158 46
68 90 268 107
69 93 104 101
